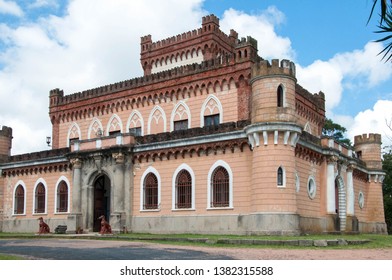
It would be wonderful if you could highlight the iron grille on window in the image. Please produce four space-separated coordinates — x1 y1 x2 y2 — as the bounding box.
57 181 68 212
144 173 158 209
175 170 192 209
14 185 24 214
35 184 46 213
211 166 229 207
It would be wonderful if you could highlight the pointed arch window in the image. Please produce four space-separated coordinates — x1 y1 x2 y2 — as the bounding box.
201 95 222 127
211 166 230 207
143 173 158 210
175 170 192 209
35 183 46 214
14 185 25 215
57 181 69 213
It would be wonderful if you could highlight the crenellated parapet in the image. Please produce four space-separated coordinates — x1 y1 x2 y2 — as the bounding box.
140 14 244 75
0 126 12 137
295 84 325 111
354 133 382 145
251 59 296 81
0 126 12 161
353 133 382 170
49 56 238 107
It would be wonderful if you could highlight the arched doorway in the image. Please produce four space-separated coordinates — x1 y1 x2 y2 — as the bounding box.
93 174 111 232
335 176 346 232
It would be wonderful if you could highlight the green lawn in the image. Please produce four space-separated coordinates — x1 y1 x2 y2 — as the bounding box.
1 232 391 249
0 254 25 260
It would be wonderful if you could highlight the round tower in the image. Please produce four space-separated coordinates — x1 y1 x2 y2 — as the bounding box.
0 126 12 162
354 133 382 170
246 59 302 234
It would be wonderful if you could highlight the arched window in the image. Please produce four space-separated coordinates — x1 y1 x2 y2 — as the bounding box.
128 110 144 136
67 123 81 147
277 167 284 186
106 114 123 136
171 102 190 131
35 183 46 214
143 173 158 210
175 170 192 209
148 105 166 134
14 185 25 215
277 85 284 107
57 181 69 213
201 95 222 127
211 166 230 207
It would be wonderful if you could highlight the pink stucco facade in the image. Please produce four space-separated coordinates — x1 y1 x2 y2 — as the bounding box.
0 15 386 234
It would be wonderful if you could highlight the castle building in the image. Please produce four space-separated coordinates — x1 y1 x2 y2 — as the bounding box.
0 15 387 235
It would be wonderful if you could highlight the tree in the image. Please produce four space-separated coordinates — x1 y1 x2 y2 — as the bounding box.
383 152 392 234
383 118 392 234
368 0 392 62
322 118 352 146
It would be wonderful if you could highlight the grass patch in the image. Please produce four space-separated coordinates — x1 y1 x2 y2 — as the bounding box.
0 254 25 260
1 232 391 249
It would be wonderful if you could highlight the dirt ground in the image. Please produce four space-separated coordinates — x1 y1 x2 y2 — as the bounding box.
142 242 392 260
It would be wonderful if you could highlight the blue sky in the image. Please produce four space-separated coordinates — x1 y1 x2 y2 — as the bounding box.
0 0 391 154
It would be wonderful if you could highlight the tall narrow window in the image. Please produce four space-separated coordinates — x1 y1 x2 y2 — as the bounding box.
277 167 284 186
144 173 158 210
14 185 25 214
35 183 46 213
175 170 192 209
277 85 284 107
211 166 230 207
57 181 68 213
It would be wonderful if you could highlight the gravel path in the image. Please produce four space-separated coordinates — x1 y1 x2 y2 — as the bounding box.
3 239 391 260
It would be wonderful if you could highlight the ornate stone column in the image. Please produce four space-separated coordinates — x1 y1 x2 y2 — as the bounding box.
111 152 125 233
346 165 354 216
326 156 337 214
67 158 83 233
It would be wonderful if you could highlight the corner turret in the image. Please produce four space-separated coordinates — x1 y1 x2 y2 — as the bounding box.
0 126 12 162
354 133 382 169
250 59 297 123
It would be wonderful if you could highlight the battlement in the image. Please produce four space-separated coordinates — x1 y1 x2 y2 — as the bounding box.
49 56 237 107
202 14 220 26
236 36 258 50
354 133 382 146
141 34 152 43
50 88 64 97
0 126 12 137
251 59 296 80
295 84 326 111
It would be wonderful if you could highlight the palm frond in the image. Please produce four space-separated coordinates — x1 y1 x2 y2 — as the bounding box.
374 3 392 62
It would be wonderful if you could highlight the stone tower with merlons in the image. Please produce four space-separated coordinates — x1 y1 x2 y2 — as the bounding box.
245 59 302 234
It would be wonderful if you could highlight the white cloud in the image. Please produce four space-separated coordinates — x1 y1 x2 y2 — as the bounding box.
0 0 205 154
346 100 392 150
219 7 295 60
1 1 391 157
296 42 392 114
0 0 23 17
